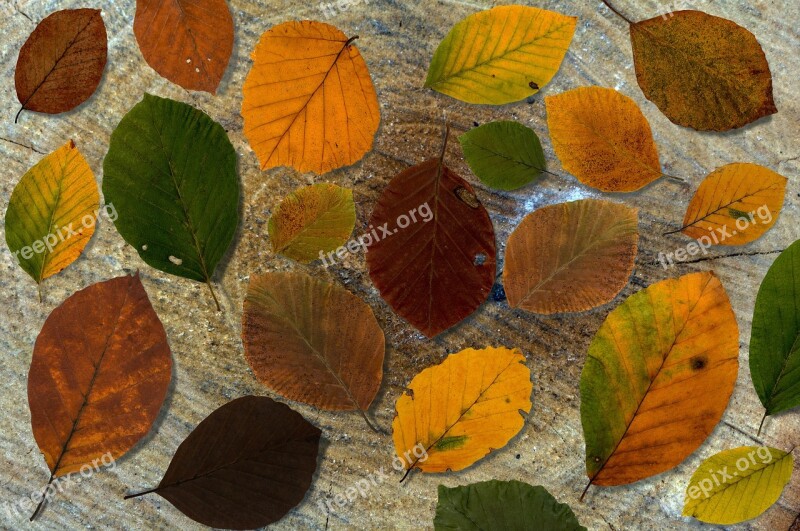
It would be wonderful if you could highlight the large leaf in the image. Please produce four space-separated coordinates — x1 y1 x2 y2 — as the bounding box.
126 396 321 529
29 274 171 519
366 141 496 337
458 121 547 191
546 86 662 192
15 8 107 122
242 20 380 173
425 5 576 105
268 183 356 263
102 93 239 310
5 140 99 290
683 446 793 525
134 0 234 93
435 480 586 531
503 199 638 315
393 347 532 475
750 240 800 430
581 271 739 493
630 10 776 131
242 272 385 426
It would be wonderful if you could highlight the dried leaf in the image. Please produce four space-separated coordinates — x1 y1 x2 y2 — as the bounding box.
503 199 638 315
677 163 786 246
29 274 171 519
458 121 547 191
242 272 385 425
268 183 356 263
425 5 576 105
683 446 793 524
393 347 532 474
581 271 739 493
435 480 586 531
242 21 380 173
546 86 662 192
126 396 321 529
102 94 240 310
134 0 234 93
630 10 776 131
14 9 107 122
5 140 99 289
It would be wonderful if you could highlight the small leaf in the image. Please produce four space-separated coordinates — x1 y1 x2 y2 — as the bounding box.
504 199 638 314
458 121 547 191
268 183 356 263
5 140 99 288
683 446 793 524
29 274 171 519
435 480 586 531
126 396 321 529
546 86 662 192
581 271 739 492
242 21 380 173
134 0 234 93
393 347 532 474
678 163 786 246
425 5 576 105
102 93 240 310
15 8 107 122
630 10 776 131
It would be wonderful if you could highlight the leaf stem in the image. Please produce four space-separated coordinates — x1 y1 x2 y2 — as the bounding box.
399 465 414 483
37 282 43 304
601 0 634 25
15 106 24 124
757 410 768 436
124 486 160 499
205 279 221 312
357 409 384 434
579 480 592 501
30 475 55 521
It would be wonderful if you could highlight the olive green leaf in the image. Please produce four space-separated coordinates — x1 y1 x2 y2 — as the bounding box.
102 93 239 310
458 121 547 191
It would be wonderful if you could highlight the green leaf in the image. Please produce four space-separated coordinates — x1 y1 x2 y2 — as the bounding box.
434 480 586 531
683 446 793 525
268 183 356 263
750 240 800 422
459 121 546 191
102 93 239 309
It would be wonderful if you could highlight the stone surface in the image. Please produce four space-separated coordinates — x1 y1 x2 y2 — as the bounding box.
0 0 798 529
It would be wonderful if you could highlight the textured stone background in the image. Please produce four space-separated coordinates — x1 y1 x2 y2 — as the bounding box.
1 0 798 529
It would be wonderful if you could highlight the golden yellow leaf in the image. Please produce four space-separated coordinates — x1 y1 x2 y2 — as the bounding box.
392 346 532 474
242 21 380 174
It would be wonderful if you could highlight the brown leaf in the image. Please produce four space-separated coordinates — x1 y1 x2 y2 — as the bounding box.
126 396 321 529
15 9 107 122
28 274 171 519
134 0 234 93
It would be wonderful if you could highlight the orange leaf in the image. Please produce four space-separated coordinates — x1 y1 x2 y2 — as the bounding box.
242 21 380 174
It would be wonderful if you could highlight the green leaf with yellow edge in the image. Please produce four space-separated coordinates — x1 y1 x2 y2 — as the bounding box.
5 140 99 292
268 183 356 263
425 5 577 105
683 446 793 525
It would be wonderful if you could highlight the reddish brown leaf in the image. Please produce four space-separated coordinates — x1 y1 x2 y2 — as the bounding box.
126 396 321 529
15 9 107 122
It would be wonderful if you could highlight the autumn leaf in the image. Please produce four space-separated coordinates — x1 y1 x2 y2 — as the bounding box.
393 347 532 475
671 163 786 246
242 271 385 430
458 121 547 191
28 274 171 520
683 446 794 524
503 199 638 315
242 20 380 173
581 271 739 495
366 133 496 337
14 8 107 123
268 183 356 263
5 140 99 295
103 94 239 310
126 396 321 529
435 480 586 531
546 86 662 192
750 240 800 434
425 5 577 105
134 0 234 93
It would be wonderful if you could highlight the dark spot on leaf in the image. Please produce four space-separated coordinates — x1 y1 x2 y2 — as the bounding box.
690 355 708 371
529 81 539 90
454 186 480 208
474 253 487 266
